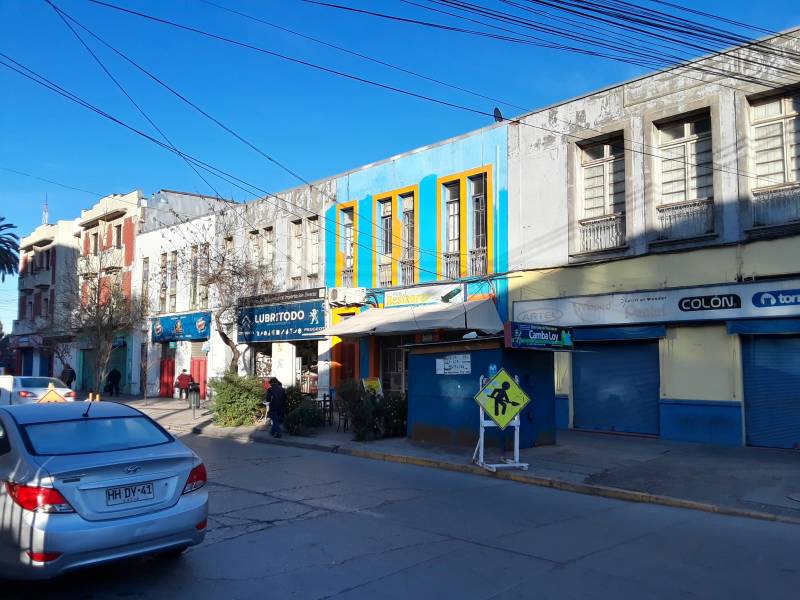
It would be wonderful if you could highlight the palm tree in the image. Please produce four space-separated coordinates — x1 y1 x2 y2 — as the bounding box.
0 217 19 281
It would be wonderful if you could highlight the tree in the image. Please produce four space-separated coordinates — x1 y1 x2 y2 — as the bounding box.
57 248 145 393
0 217 19 281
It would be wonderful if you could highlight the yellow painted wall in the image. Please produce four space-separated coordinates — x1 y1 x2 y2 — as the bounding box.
659 326 742 402
509 235 800 303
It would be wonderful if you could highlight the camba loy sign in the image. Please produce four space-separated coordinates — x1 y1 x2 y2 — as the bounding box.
237 300 325 343
505 322 573 350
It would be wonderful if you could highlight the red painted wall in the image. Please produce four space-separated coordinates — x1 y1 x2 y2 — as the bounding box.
122 271 132 300
83 232 90 256
123 217 134 266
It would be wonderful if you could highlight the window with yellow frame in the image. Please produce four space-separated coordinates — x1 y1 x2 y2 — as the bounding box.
370 185 419 288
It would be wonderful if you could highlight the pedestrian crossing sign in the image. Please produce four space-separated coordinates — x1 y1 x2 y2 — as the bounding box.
474 368 530 430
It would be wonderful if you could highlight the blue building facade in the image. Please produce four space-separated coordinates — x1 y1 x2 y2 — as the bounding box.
324 125 510 391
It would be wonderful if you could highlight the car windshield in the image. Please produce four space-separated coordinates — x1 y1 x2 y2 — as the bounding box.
23 417 171 456
18 377 65 388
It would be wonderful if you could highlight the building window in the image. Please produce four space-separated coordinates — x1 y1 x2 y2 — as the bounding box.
141 257 149 311
159 253 167 313
581 137 625 218
656 114 714 239
249 230 260 266
223 236 234 259
340 208 355 287
43 249 51 271
751 94 800 189
263 227 274 271
378 200 392 287
42 297 49 320
198 243 209 309
91 232 99 256
169 251 178 312
658 115 713 205
190 245 198 308
289 220 303 281
307 218 319 276
444 182 461 279
114 224 122 250
400 193 415 285
469 174 488 275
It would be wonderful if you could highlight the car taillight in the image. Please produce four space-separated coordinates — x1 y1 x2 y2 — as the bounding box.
18 391 33 398
27 551 62 563
182 463 207 494
5 482 75 513
64 391 77 398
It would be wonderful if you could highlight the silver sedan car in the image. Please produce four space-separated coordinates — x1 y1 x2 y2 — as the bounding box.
0 402 208 580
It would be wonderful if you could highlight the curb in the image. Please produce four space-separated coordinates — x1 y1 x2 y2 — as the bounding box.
164 422 800 526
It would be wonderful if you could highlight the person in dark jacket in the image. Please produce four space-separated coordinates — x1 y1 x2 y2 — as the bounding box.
264 377 286 438
106 368 122 397
60 364 76 389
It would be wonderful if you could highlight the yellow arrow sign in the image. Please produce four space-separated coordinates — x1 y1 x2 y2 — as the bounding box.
474 368 530 430
37 383 66 404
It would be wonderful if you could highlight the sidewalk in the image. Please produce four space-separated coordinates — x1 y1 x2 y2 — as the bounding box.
122 396 800 524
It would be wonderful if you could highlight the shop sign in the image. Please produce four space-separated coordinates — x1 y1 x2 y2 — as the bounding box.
238 288 324 308
385 284 464 308
152 312 211 343
514 279 800 327
505 322 573 350
362 377 383 396
237 299 325 343
435 353 471 375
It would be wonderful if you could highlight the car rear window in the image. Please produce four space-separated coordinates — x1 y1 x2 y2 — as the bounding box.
18 377 65 388
23 417 171 456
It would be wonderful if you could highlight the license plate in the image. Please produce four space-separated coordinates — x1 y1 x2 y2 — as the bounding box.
105 482 155 506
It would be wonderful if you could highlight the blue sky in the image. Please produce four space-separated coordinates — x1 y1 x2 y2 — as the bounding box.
1 0 799 328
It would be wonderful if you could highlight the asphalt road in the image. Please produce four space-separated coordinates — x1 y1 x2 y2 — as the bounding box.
6 434 799 599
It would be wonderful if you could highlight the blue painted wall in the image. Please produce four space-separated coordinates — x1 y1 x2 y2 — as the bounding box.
407 346 554 447
325 125 509 318
659 399 743 446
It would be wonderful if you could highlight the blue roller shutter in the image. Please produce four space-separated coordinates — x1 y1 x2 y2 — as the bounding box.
572 341 660 435
742 336 800 449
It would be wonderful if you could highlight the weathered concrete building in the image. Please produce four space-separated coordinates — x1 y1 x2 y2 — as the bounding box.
507 28 800 448
11 219 80 377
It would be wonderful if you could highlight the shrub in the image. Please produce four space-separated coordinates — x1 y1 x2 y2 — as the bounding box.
335 380 408 441
209 371 264 427
382 392 408 438
285 385 306 415
284 398 323 436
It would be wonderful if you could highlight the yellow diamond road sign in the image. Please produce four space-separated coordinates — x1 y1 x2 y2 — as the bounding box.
37 384 66 404
474 368 530 430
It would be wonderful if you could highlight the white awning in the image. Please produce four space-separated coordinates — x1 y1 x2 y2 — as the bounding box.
315 299 503 338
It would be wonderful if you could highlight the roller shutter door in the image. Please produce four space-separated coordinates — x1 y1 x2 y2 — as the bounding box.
742 336 800 449
573 340 660 435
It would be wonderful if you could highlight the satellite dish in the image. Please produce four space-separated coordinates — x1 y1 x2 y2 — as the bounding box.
493 107 503 123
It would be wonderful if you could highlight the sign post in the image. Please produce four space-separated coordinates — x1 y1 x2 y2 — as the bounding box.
472 368 530 472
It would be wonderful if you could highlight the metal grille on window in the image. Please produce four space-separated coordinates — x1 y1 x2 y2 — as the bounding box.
169 251 178 312
400 194 414 284
190 246 198 308
159 253 167 313
445 182 460 279
291 221 303 281
263 227 274 273
307 218 319 275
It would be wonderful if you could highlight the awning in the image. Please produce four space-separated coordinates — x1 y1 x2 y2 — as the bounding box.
315 299 504 338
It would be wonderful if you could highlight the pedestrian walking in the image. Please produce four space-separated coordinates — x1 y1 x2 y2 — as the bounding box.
264 377 286 438
60 363 76 389
106 368 122 397
176 369 194 400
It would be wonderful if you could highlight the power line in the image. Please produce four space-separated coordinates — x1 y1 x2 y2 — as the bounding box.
0 166 104 197
80 0 787 187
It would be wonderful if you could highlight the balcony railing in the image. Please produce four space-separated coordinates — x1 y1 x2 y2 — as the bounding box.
443 252 460 280
378 262 392 287
752 185 800 227
341 267 355 288
577 213 626 253
468 247 488 276
400 259 414 285
656 198 714 241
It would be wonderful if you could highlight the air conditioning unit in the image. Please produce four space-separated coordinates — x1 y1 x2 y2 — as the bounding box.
328 287 367 307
